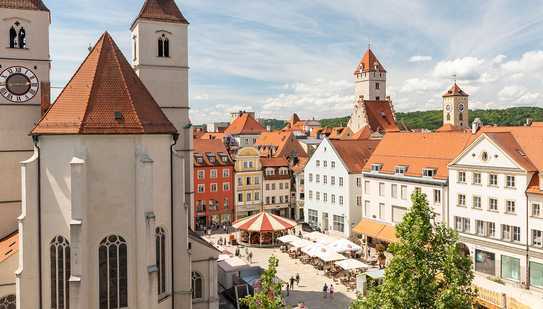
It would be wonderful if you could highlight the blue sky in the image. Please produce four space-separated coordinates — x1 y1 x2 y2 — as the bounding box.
48 0 543 124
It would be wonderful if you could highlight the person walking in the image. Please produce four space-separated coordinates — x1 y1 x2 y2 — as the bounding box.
329 284 334 299
248 251 253 264
295 273 300 287
322 283 328 298
285 282 290 297
289 276 295 290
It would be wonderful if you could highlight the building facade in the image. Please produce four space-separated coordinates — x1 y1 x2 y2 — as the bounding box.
261 157 291 217
193 139 235 229
442 83 469 129
224 112 266 149
304 138 378 238
234 147 263 219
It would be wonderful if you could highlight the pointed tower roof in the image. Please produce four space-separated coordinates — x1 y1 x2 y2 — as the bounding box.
32 32 177 135
0 0 49 11
132 0 189 29
353 48 386 75
443 83 468 97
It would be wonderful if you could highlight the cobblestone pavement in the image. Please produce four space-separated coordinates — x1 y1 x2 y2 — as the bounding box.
205 233 357 309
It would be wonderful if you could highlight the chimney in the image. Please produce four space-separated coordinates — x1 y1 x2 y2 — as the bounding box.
526 118 533 126
471 118 482 134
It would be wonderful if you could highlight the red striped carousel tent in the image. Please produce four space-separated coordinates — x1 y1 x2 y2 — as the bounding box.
232 211 297 232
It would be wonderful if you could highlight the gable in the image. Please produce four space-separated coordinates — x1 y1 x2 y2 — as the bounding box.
452 135 524 170
306 138 347 172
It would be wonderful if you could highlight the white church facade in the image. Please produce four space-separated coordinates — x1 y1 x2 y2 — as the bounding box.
0 1 219 308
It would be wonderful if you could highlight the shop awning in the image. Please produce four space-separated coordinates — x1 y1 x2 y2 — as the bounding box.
352 218 398 243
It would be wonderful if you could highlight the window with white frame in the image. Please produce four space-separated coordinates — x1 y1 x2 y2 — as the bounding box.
246 192 252 202
339 177 344 187
506 200 516 214
316 192 320 201
331 194 336 204
255 192 260 201
197 184 205 193
502 225 521 242
223 182 230 191
191 272 203 300
210 183 218 192
532 203 541 217
391 184 398 199
476 220 485 235
356 196 362 206
472 172 481 185
356 177 361 187
339 196 343 205
454 217 470 233
422 168 436 177
364 201 370 217
323 193 328 202
395 165 407 174
316 174 320 183
308 173 313 182
331 161 336 168
308 209 318 226
371 164 382 172
210 169 218 178
156 227 167 297
489 174 498 186
506 175 516 188
364 181 370 194
323 175 327 184
308 190 313 199
323 160 327 167
223 169 230 177
472 196 481 209
197 170 205 180
316 160 320 167
458 171 466 183
433 189 441 204
532 229 543 247
99 235 128 309
457 194 466 207
331 176 335 185
489 198 498 211
50 236 70 309
379 183 385 197
379 203 385 219
333 215 344 232
400 185 407 200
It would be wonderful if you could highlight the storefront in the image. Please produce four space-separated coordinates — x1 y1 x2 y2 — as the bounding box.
474 249 495 276
529 260 543 288
501 255 520 282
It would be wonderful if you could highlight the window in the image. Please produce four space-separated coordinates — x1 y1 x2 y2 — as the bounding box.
323 175 327 184
489 198 498 211
530 261 543 288
197 184 204 193
99 235 127 309
532 229 543 247
156 227 167 297
0 295 16 309
356 177 361 187
245 177 251 185
254 176 260 185
316 174 320 183
316 160 320 167
331 176 336 185
458 171 466 183
475 250 495 275
339 177 344 187
379 183 385 197
331 161 336 168
197 170 205 180
472 172 481 184
532 203 541 217
50 236 70 309
323 193 328 202
224 198 229 208
379 203 385 219
364 201 371 217
476 220 485 235
364 181 370 194
308 173 313 182
339 196 344 205
356 196 362 206
323 160 327 167
308 191 313 200
506 175 516 188
472 196 481 209
433 189 441 204
223 182 230 191
391 184 398 199
489 174 498 186
9 23 26 49
501 255 520 281
333 215 345 232
308 209 318 226
158 34 170 57
279 183 283 190
375 82 380 90
316 192 320 201
192 272 203 299
210 169 217 178
246 193 252 202
488 222 496 237
454 217 470 233
266 197 270 204
457 194 466 207
223 169 230 178
400 185 407 200
501 225 520 242
237 193 242 203
371 164 382 172
506 200 516 214
210 183 218 192
422 168 436 177
331 194 336 204
395 166 407 174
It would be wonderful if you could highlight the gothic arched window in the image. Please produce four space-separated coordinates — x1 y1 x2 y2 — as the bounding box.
158 37 164 57
18 27 26 49
191 272 203 299
50 236 70 309
155 227 167 296
446 113 451 121
9 27 17 48
163 38 170 57
158 34 169 58
99 235 127 309
0 294 16 309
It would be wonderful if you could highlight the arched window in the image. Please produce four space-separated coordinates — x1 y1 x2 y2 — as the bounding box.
99 235 127 309
0 294 16 309
191 272 203 299
9 27 17 48
50 236 70 309
163 37 169 57
158 37 164 57
446 113 451 121
155 227 166 296
18 27 26 49
459 113 464 121
157 34 169 58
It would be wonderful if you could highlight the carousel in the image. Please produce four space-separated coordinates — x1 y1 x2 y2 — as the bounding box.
232 211 297 246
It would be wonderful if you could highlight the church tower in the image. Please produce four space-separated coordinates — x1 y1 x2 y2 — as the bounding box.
0 0 50 238
353 48 387 101
131 0 195 231
442 83 469 129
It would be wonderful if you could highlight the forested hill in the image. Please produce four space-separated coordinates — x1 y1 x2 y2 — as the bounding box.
319 107 543 131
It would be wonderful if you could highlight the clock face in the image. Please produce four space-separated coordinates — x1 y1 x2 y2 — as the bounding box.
459 103 465 112
445 104 451 112
0 66 39 103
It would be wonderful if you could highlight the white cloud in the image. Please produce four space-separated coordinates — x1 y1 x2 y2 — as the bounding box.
492 54 507 64
432 57 486 80
496 85 540 105
501 50 543 73
400 78 443 93
408 55 432 62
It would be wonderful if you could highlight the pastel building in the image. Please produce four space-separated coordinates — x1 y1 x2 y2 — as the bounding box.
234 147 263 219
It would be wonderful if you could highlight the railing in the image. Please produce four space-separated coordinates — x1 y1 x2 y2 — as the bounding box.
474 284 531 309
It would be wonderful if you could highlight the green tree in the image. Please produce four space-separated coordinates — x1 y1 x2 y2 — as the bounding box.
351 192 476 309
241 255 284 309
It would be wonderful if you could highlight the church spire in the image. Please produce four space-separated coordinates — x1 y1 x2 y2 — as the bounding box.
131 0 189 29
353 48 386 75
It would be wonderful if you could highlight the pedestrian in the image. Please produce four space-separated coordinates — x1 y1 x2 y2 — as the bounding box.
329 284 334 299
322 283 328 298
295 273 300 287
248 251 253 263
285 282 290 296
245 247 249 257
235 247 240 257
289 276 295 290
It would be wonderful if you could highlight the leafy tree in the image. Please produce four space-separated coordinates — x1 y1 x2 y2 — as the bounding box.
241 255 284 309
351 192 476 309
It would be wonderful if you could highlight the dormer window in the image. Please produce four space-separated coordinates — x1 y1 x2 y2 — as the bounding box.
265 168 275 176
158 34 169 57
371 164 382 172
196 157 203 164
395 165 408 175
422 168 436 178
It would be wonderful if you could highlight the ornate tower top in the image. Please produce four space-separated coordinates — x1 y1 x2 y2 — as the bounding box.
442 83 468 97
442 83 469 129
353 48 386 75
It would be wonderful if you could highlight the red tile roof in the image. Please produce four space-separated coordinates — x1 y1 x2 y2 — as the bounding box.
364 101 399 133
32 32 177 135
0 231 18 263
528 174 542 195
0 0 49 11
260 157 289 167
132 0 189 28
363 132 476 179
436 123 467 132
483 132 536 171
443 83 468 97
193 139 232 167
224 112 266 135
256 131 307 158
351 126 372 140
330 139 380 173
353 48 386 74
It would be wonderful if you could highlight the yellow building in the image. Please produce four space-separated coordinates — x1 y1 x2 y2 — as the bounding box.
234 147 263 219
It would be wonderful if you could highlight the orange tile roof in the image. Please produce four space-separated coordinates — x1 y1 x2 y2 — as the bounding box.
193 139 232 167
292 157 309 173
32 32 176 135
224 112 266 135
528 174 542 195
0 0 49 11
364 101 399 132
363 131 476 179
260 157 289 167
436 123 467 132
255 131 308 158
199 132 225 140
443 83 468 97
353 48 386 74
132 0 189 29
0 231 18 263
483 132 536 171
330 139 380 173
351 126 372 140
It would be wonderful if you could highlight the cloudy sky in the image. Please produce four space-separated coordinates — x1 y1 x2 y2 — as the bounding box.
48 0 543 124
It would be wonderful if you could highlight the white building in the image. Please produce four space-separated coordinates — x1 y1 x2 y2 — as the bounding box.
448 125 543 291
304 138 379 238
